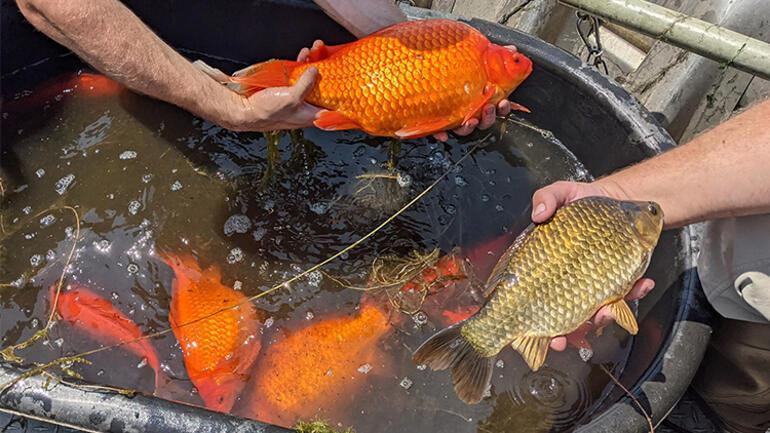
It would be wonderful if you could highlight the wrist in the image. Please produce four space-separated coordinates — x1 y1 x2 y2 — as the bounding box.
593 177 632 202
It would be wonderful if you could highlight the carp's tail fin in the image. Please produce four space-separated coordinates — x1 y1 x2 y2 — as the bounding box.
229 60 300 96
412 322 494 404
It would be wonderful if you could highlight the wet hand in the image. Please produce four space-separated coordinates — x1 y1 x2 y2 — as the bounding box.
530 181 656 351
223 67 322 131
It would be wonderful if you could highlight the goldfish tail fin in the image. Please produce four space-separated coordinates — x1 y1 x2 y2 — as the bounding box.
413 323 493 404
229 60 300 96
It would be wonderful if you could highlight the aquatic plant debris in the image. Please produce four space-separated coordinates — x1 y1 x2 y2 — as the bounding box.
0 142 482 395
295 420 355 433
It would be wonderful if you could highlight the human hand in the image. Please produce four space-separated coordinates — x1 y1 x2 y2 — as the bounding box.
530 181 656 351
221 67 322 131
297 41 517 142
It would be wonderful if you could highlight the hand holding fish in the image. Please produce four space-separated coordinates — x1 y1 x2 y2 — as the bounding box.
531 181 657 352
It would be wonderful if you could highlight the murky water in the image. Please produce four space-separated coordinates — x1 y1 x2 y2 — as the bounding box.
1 60 632 433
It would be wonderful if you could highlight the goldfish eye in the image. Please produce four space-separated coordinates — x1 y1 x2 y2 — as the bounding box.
647 203 658 215
513 56 520 64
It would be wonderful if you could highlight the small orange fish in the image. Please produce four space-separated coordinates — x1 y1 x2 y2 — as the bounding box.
51 283 167 391
230 19 532 138
242 302 391 427
3 72 122 115
162 253 261 413
399 253 467 293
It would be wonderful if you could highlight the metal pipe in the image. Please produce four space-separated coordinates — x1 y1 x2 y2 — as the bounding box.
0 365 292 433
558 0 770 80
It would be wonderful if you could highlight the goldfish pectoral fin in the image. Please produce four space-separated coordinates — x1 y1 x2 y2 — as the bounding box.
463 86 495 124
395 118 454 139
192 60 230 84
413 323 493 404
607 299 638 335
314 110 361 131
510 335 550 371
509 101 531 113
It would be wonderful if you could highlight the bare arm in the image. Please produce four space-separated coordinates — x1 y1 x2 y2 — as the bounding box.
533 98 770 229
313 0 407 38
16 0 319 131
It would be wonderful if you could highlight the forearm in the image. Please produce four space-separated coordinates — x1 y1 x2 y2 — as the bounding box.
597 99 770 228
16 0 240 127
313 0 406 38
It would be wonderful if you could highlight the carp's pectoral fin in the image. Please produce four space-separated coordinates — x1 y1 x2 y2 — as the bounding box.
395 118 454 139
463 86 495 124
509 101 531 113
607 299 638 335
314 110 361 131
510 335 550 371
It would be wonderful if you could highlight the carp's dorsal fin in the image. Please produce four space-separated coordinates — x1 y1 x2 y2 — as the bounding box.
314 110 361 131
607 299 639 335
395 117 454 139
482 224 533 297
510 335 550 371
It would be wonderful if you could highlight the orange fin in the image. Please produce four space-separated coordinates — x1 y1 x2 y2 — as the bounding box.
305 42 348 62
230 60 299 96
509 101 531 113
395 118 455 139
463 86 495 124
314 110 360 131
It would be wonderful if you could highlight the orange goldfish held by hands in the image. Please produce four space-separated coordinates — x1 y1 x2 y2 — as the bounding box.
51 283 168 392
162 253 262 413
242 302 391 427
230 19 533 138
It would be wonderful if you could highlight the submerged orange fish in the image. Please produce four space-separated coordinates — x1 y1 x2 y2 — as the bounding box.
162 253 262 413
242 302 391 427
230 19 533 138
51 283 167 391
399 253 467 294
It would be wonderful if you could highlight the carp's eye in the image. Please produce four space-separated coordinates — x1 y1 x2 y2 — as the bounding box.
647 203 658 215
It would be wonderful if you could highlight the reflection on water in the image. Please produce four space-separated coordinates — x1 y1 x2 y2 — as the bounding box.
1 62 631 433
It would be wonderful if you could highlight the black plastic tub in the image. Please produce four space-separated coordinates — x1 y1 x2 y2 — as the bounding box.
1 1 713 432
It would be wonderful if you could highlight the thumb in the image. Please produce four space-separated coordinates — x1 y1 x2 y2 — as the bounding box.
531 181 574 223
291 67 319 101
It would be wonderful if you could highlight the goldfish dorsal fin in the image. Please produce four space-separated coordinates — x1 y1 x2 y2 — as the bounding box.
314 110 361 131
510 335 550 371
394 117 454 139
304 42 349 62
230 60 300 96
607 299 638 335
509 101 531 113
463 86 495 124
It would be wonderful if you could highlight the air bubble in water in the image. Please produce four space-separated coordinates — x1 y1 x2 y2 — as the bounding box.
170 180 182 191
39 214 56 227
94 239 111 254
308 202 328 215
137 358 148 369
35 168 45 178
442 204 457 215
495 204 504 212
22 206 32 215
111 292 119 300
227 247 244 264
224 214 252 235
46 250 56 261
412 311 428 326
142 174 153 183
400 377 413 389
264 317 274 328
496 359 505 368
416 364 427 371
397 172 412 188
25 232 36 240
233 280 242 291
454 175 468 187
305 310 315 320
30 254 43 267
55 174 75 195
306 270 322 287
578 347 593 362
357 364 373 374
128 200 141 215
54 338 64 347
127 263 139 274
326 368 333 376
480 194 490 202
119 150 137 160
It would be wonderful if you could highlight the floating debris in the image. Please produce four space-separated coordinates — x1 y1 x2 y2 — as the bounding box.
39 214 56 227
128 200 141 215
399 377 413 389
55 174 75 195
224 214 251 235
119 150 137 160
170 180 182 191
35 168 45 178
357 363 373 374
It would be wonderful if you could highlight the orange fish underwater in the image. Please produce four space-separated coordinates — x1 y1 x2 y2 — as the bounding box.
399 253 467 294
50 283 167 391
162 253 262 413
242 302 391 427
230 19 533 138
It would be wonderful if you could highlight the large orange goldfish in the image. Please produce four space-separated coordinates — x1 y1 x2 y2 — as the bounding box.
242 302 391 427
162 253 262 413
231 19 533 138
